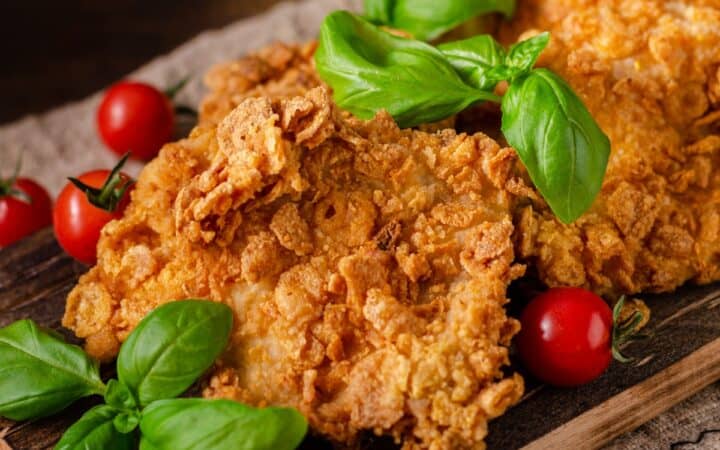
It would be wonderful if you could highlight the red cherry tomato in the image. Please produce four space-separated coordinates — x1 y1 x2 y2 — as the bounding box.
53 168 132 265
0 178 53 247
97 81 174 160
517 287 614 387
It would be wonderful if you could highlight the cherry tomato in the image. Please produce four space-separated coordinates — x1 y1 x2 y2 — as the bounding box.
516 287 614 387
0 178 52 247
53 159 133 265
97 81 174 160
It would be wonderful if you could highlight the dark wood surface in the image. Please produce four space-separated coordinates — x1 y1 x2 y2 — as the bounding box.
1 228 720 449
488 282 720 448
0 0 293 125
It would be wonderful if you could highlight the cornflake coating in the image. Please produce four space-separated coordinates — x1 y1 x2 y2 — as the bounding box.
502 0 720 296
200 41 320 124
199 1 720 298
64 86 529 449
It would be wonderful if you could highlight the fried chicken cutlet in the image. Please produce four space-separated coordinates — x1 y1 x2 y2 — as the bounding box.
199 2 720 298
502 0 720 295
64 86 531 449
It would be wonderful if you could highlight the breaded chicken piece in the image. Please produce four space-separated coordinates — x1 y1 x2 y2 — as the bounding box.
198 3 720 298
500 0 720 296
63 86 530 449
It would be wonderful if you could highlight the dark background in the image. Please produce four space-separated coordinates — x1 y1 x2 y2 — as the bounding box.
1 0 287 125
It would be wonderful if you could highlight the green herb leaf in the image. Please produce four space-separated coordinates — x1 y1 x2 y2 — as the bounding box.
54 405 135 450
140 399 307 450
139 438 161 450
104 379 140 433
438 35 507 90
364 0 394 24
0 320 105 421
315 11 499 128
384 0 516 41
501 69 610 223
113 410 140 434
104 379 138 411
117 300 233 407
505 32 550 74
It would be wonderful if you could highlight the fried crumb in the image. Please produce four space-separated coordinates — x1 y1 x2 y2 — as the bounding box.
502 0 720 296
64 86 529 449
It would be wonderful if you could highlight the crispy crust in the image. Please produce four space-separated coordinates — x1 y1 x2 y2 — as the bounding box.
199 1 720 297
64 86 528 449
200 41 320 124
502 0 720 295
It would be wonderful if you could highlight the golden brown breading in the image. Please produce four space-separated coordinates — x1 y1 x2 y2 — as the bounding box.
200 41 320 124
197 1 720 298
500 0 720 295
64 86 529 449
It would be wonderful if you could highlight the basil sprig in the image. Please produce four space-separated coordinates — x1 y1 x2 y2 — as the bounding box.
55 405 136 450
0 299 308 450
315 11 499 128
140 399 308 450
365 0 516 41
0 320 105 421
436 35 508 90
501 69 610 222
104 379 141 433
315 12 609 223
117 300 233 406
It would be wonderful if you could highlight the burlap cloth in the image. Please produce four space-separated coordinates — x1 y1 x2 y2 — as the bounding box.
0 0 717 448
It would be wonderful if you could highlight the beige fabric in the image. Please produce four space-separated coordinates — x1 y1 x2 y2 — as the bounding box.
0 0 715 447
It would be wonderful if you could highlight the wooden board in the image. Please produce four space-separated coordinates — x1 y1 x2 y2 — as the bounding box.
1 228 720 449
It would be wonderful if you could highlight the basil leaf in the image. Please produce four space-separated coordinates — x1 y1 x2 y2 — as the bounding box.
117 300 233 406
55 405 135 450
505 32 550 74
0 320 105 421
104 379 137 411
140 399 307 450
501 69 610 223
392 0 516 41
438 35 507 90
364 0 394 24
315 11 499 128
104 379 140 433
113 411 140 434
139 438 161 450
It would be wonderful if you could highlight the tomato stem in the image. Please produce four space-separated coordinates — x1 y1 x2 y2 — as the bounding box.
0 156 32 203
611 296 647 363
164 76 191 100
69 153 135 213
163 77 198 118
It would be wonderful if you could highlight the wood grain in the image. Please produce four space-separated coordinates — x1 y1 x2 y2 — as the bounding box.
1 228 720 449
523 338 720 450
487 283 720 449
